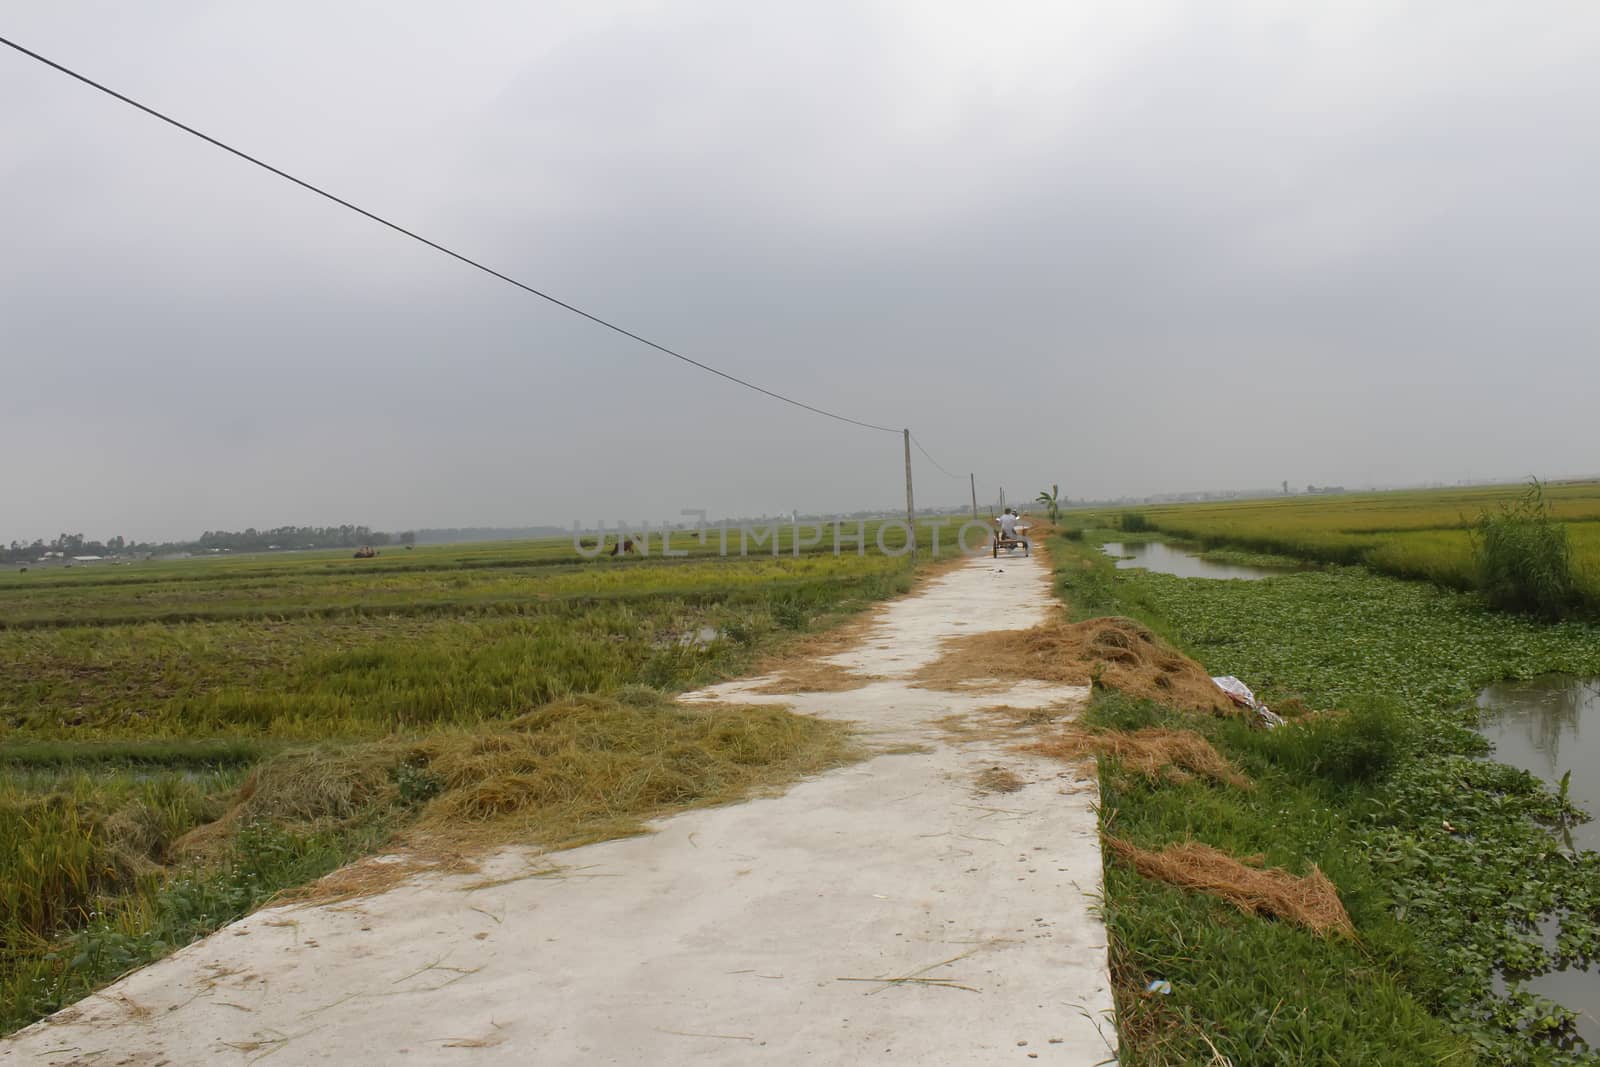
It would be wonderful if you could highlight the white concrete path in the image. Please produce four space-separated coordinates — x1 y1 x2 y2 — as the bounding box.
2 552 1114 1066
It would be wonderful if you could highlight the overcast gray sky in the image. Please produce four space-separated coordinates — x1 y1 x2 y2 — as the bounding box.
3 1 1597 543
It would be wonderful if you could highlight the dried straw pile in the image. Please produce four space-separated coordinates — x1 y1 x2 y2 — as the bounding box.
1103 836 1354 937
914 616 1236 714
1031 727 1251 789
173 689 856 874
974 765 1026 794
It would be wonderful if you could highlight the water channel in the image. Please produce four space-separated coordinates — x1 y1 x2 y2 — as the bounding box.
1099 540 1281 581
1476 676 1600 1047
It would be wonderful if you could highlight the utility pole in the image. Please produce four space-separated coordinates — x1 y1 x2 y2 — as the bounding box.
970 473 978 518
903 428 917 559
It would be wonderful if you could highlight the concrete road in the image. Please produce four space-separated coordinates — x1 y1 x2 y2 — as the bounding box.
2 550 1115 1066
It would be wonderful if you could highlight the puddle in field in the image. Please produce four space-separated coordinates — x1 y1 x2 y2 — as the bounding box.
1477 676 1600 1047
1099 541 1280 581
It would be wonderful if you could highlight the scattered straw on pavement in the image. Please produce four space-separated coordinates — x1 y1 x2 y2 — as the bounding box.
745 552 982 694
1031 727 1251 789
746 607 886 693
974 766 1025 794
749 661 878 693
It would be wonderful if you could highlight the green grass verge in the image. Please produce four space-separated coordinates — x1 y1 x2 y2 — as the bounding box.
1090 691 1468 1065
1053 535 1600 1066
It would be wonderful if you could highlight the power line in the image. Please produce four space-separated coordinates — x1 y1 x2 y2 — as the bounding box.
910 433 962 479
0 34 900 436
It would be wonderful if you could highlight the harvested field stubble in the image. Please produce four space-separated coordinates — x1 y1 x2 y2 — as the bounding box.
1031 727 1250 789
915 616 1236 713
1103 835 1354 937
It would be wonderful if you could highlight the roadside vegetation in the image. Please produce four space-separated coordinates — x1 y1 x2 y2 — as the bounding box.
1053 529 1600 1065
1036 484 1063 523
0 529 941 1035
1475 481 1584 619
1097 479 1600 616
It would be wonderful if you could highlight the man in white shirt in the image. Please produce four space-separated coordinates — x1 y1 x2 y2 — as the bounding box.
996 508 1028 553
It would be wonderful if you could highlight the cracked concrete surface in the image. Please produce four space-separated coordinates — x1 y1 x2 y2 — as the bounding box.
1 550 1115 1066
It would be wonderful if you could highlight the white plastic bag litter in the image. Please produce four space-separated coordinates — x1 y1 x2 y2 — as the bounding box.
1211 676 1255 707
1212 675 1282 728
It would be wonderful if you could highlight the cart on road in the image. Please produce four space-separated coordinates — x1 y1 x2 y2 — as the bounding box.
993 522 1030 558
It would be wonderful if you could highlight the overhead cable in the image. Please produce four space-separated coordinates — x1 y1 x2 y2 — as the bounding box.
0 34 899 434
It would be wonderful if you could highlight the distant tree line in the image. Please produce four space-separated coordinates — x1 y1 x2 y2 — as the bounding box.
3 525 417 563
193 525 405 552
3 531 130 563
3 532 129 563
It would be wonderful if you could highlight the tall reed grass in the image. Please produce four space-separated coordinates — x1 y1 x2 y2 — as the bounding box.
1473 480 1582 620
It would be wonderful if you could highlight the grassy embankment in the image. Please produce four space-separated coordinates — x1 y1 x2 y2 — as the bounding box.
1052 529 1600 1066
0 524 950 1035
1099 481 1600 614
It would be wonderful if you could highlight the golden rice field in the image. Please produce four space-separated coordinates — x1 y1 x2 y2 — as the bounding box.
1116 480 1600 603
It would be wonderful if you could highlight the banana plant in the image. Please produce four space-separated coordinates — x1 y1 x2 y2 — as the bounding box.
1035 484 1062 523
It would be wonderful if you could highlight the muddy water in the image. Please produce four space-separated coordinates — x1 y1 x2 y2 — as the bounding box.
1477 676 1600 1045
1099 541 1279 581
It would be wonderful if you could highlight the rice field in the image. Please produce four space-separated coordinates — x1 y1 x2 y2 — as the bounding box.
0 529 936 1034
1102 480 1600 607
